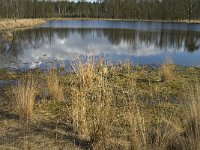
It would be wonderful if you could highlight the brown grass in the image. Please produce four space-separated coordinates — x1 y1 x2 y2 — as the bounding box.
47 18 200 24
89 72 113 149
182 85 200 149
46 68 64 102
127 102 182 150
70 58 96 138
0 19 46 31
69 60 200 149
70 58 113 149
160 58 174 81
12 75 37 121
3 58 200 149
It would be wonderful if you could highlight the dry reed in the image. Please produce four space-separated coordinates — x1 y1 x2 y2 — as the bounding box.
46 68 64 102
12 76 37 121
70 58 96 138
70 58 113 149
127 101 182 150
183 84 200 149
6 58 200 149
160 58 174 81
89 72 113 149
0 19 46 31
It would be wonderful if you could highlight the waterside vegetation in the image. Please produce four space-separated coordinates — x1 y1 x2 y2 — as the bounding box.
0 19 46 31
1 59 200 149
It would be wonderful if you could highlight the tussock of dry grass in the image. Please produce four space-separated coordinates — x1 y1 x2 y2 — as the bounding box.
0 19 46 31
70 58 96 138
46 68 64 102
11 76 37 121
127 103 181 150
70 65 89 138
160 59 175 81
183 85 200 149
89 75 113 149
70 58 113 149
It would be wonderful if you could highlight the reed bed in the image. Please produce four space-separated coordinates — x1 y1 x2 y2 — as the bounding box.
0 19 46 31
2 58 200 149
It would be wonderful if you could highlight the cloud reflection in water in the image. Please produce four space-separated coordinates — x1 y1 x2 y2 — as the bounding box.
0 24 200 69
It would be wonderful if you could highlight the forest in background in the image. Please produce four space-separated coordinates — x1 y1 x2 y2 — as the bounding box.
0 0 200 22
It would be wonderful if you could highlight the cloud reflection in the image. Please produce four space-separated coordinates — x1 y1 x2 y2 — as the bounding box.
0 26 200 69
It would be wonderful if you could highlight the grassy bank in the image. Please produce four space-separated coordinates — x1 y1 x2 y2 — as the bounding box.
47 17 200 24
0 60 200 149
0 18 199 32
0 19 46 31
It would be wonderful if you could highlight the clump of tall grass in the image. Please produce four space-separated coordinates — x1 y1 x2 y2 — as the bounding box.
126 83 200 150
182 84 200 149
126 100 182 150
126 102 146 150
71 87 88 138
89 73 113 149
12 76 37 121
70 58 96 138
70 57 113 148
46 68 64 102
160 58 174 81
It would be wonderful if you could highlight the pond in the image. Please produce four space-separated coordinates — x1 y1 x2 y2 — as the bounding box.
1 20 200 69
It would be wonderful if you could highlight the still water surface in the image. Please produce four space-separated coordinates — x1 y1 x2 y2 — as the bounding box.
1 20 200 69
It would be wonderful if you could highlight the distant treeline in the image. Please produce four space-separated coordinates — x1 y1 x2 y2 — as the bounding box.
0 0 200 22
